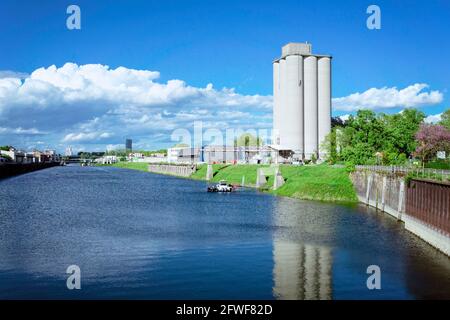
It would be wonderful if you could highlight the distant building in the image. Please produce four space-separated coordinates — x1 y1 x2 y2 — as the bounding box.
44 149 60 162
167 145 274 164
128 152 167 163
94 155 118 164
1 147 46 163
65 146 73 157
125 139 132 153
0 148 16 161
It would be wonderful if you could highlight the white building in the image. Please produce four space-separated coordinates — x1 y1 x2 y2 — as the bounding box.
0 149 16 161
273 42 331 161
167 145 273 164
0 147 59 163
128 152 168 163
95 155 118 164
65 146 73 157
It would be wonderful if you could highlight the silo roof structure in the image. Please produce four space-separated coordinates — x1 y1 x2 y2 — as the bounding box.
273 42 332 63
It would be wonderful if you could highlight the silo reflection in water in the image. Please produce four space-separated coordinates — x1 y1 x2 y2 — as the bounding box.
273 241 332 300
272 197 334 300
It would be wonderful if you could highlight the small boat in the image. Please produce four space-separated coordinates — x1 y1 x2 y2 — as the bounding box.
207 180 235 192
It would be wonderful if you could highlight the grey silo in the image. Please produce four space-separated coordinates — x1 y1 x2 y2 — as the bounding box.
273 43 331 160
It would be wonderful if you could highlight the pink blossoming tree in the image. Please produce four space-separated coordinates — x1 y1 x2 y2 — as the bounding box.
414 124 450 166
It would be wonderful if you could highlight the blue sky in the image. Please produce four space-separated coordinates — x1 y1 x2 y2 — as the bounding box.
0 0 449 152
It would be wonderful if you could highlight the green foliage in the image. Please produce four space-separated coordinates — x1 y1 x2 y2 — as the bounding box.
323 109 425 165
0 146 12 151
322 128 338 164
137 149 167 156
78 152 105 159
0 154 12 161
425 159 450 170
234 133 263 147
406 170 450 184
382 108 425 157
105 149 128 157
344 162 356 173
439 108 450 130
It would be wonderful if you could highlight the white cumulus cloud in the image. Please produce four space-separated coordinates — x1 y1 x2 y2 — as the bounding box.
424 113 442 124
0 63 272 151
0 127 46 135
63 131 112 142
332 83 443 111
0 63 271 111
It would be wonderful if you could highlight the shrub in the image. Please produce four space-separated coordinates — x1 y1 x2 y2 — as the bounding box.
345 162 356 173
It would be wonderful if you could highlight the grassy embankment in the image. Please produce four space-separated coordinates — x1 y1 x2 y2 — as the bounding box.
97 162 149 172
273 165 357 203
190 164 270 185
192 163 357 203
99 161 357 203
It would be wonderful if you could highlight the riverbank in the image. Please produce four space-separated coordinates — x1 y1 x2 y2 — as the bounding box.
104 162 358 203
0 162 60 179
97 162 149 172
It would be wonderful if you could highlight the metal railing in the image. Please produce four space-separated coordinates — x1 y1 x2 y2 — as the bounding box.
355 165 450 181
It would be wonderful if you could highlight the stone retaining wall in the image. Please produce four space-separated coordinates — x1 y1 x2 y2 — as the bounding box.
350 169 450 256
148 164 197 177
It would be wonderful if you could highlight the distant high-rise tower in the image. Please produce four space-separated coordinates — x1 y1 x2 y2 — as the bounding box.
65 146 73 157
273 42 331 160
125 139 132 152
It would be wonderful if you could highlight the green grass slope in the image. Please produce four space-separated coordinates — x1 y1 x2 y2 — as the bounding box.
190 163 357 203
273 165 357 203
96 162 149 172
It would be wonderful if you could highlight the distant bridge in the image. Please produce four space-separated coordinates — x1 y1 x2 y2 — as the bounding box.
63 156 95 164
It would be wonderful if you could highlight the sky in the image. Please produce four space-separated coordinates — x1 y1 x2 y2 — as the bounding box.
0 0 449 152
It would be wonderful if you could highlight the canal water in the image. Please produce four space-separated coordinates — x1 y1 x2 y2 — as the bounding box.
0 165 449 299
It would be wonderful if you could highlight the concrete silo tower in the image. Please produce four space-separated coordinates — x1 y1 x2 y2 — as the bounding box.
273 43 331 161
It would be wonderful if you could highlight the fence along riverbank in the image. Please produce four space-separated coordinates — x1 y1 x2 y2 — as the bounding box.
351 166 450 256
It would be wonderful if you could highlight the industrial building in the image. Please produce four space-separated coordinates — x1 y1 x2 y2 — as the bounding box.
167 145 274 164
273 42 331 161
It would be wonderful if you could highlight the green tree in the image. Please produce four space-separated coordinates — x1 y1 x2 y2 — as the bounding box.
338 110 384 164
439 108 450 130
234 133 263 147
324 108 425 165
105 149 128 157
322 128 337 164
381 108 425 159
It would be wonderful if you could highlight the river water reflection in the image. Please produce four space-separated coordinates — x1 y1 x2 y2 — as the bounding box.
0 165 449 299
